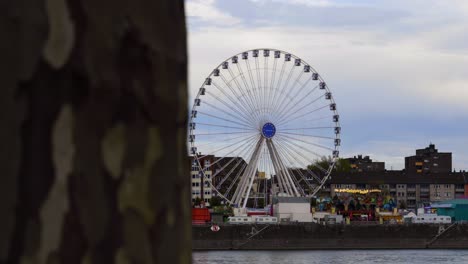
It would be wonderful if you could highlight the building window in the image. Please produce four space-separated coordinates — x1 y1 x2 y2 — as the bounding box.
445 184 450 188
445 192 450 197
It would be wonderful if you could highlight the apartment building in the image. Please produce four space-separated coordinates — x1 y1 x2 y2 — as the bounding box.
405 144 452 173
345 155 385 172
327 171 468 209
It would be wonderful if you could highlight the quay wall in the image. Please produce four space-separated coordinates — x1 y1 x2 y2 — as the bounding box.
193 223 468 250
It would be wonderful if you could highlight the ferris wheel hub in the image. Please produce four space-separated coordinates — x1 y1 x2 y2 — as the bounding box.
262 122 276 139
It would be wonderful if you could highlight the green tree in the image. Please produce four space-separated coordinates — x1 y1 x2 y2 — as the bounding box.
308 156 351 173
210 196 222 207
194 197 202 206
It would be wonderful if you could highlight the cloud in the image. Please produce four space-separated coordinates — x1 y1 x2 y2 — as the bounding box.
251 0 334 7
186 0 241 26
186 0 468 170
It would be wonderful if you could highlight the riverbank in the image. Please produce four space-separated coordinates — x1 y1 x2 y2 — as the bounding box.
193 223 468 250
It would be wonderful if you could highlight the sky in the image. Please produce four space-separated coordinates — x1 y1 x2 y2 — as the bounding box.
185 0 468 171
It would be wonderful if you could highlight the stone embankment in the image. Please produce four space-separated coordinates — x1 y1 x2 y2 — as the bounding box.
193 223 468 250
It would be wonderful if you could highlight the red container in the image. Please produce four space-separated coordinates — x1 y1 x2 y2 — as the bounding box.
192 208 211 223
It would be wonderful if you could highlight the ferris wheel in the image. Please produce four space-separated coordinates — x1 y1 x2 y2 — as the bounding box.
189 48 340 208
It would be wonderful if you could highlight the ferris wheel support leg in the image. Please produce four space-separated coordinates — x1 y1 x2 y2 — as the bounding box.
232 137 264 207
239 138 264 208
268 139 301 197
265 139 288 195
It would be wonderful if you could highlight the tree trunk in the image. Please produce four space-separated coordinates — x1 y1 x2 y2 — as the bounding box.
0 0 190 263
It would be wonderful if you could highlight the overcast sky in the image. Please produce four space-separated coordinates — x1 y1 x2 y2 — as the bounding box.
185 0 468 170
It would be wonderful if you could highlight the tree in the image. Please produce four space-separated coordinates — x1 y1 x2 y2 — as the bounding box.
209 196 222 207
0 1 190 263
308 157 351 173
194 197 202 207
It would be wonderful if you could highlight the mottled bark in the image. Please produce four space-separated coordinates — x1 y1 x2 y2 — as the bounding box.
0 0 190 263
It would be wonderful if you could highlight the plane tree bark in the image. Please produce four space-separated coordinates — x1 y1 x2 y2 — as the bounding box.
0 0 190 263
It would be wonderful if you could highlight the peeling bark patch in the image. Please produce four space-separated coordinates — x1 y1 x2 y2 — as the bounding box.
37 105 74 263
43 0 75 69
122 209 153 264
102 124 126 179
118 127 162 225
114 247 130 264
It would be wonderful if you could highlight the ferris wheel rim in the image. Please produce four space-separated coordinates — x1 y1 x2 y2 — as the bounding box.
189 48 341 206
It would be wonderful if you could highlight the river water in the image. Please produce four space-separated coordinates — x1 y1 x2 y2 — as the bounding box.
193 250 468 264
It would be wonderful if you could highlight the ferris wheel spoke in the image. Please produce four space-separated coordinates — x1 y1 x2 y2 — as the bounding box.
269 60 286 120
219 71 261 125
202 97 254 128
274 135 330 174
196 131 256 136
270 59 287 116
215 156 247 189
244 59 264 124
272 70 304 118
212 81 255 124
196 122 258 131
277 104 330 127
223 70 261 125
273 78 317 124
264 55 270 120
276 133 335 153
194 133 253 149
223 162 247 200
278 126 334 131
270 62 296 118
207 86 256 126
235 63 263 125
221 136 260 200
200 135 259 174
196 133 258 160
197 110 255 129
266 58 278 120
273 71 314 121
275 88 323 124
254 57 263 118
273 138 325 185
276 131 335 140
278 94 325 123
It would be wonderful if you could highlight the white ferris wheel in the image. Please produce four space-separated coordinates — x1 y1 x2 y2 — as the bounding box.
189 49 340 208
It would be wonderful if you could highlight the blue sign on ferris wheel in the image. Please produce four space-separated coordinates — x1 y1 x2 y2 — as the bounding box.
262 122 276 139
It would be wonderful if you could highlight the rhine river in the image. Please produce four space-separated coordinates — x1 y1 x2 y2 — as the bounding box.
193 250 468 264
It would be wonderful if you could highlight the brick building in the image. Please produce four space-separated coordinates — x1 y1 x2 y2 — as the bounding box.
345 155 385 172
405 144 452 173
